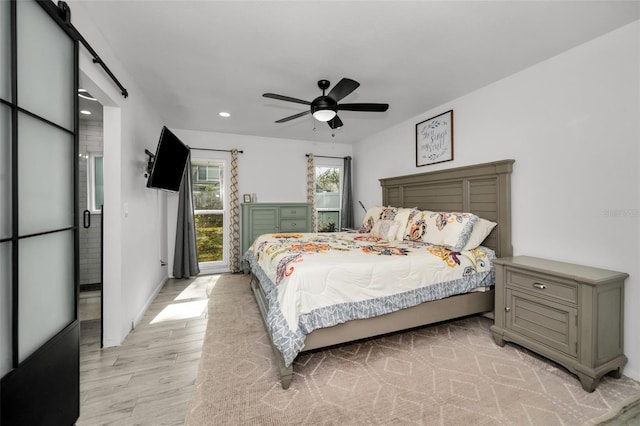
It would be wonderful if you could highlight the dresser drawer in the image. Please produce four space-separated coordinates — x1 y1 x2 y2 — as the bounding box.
506 288 578 358
280 206 307 219
280 219 307 232
505 269 578 304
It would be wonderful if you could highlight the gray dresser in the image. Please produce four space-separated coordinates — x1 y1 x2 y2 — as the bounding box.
490 256 627 392
241 203 312 256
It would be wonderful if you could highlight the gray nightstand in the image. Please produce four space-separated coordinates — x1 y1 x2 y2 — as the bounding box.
490 256 628 392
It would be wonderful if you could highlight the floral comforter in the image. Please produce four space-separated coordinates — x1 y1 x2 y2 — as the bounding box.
244 231 495 367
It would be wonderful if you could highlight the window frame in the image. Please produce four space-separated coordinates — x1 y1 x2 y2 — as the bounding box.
190 157 229 274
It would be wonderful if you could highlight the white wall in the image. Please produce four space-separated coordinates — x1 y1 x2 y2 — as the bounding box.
167 129 353 272
71 1 169 346
353 22 640 381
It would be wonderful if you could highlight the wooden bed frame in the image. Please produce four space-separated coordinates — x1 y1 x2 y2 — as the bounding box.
250 159 515 389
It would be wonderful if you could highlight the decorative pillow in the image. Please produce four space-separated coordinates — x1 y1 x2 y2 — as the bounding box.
370 219 401 241
421 212 478 251
359 206 399 233
379 206 399 220
391 208 420 240
403 210 430 241
461 218 497 251
359 206 386 233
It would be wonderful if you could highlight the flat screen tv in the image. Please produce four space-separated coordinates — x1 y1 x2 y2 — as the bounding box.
146 126 190 192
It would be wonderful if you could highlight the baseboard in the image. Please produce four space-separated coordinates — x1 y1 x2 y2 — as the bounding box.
195 265 230 275
132 276 168 330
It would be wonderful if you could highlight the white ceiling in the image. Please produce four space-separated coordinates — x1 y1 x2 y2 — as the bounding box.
75 1 639 143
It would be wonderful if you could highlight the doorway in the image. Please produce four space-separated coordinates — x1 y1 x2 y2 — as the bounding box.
78 87 104 346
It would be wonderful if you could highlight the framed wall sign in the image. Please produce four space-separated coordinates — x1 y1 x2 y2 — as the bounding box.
415 110 454 167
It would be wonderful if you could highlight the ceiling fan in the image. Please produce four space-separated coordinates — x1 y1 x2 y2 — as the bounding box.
263 78 389 129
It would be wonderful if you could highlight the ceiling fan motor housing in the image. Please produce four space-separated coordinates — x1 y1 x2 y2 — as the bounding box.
311 96 338 116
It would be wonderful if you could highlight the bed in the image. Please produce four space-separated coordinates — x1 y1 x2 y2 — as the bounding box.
244 159 514 389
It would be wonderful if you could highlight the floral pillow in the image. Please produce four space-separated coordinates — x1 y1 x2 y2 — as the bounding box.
403 210 430 241
421 212 478 252
359 206 398 233
359 206 385 233
391 208 420 240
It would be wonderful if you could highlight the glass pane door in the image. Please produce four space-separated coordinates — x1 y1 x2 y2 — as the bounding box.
1 0 79 424
315 165 342 232
192 160 226 267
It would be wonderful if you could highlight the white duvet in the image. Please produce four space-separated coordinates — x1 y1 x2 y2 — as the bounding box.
248 231 494 333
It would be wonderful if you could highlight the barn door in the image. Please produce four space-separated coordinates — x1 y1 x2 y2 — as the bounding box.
1 0 80 424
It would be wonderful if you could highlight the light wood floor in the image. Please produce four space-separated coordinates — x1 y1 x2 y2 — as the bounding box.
77 275 216 425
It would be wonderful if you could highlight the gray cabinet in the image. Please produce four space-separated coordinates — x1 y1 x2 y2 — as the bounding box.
490 256 627 392
241 203 311 256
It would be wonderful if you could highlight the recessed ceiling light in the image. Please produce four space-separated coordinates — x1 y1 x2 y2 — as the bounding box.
219 112 231 118
80 110 91 115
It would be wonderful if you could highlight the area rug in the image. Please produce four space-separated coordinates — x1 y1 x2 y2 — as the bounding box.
186 274 640 425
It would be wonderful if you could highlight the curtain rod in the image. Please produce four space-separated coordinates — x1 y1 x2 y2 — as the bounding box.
189 147 244 154
306 154 351 160
51 1 129 98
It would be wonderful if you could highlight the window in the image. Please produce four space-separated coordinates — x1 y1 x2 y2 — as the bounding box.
196 164 220 183
192 160 225 264
87 154 103 213
315 165 342 232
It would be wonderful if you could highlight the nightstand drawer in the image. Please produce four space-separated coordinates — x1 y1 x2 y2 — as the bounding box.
506 289 578 357
280 207 306 219
280 219 307 232
506 269 578 304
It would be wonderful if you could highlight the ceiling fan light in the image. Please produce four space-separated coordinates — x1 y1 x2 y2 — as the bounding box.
312 109 337 122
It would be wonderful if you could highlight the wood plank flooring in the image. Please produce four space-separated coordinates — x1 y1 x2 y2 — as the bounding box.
77 275 217 425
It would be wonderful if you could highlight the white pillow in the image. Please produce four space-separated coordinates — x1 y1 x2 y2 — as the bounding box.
370 219 401 241
461 218 497 251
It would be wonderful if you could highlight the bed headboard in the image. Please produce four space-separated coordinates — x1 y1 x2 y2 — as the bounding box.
379 159 514 258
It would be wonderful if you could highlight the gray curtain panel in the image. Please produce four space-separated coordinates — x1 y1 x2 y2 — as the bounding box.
341 156 354 229
173 154 200 278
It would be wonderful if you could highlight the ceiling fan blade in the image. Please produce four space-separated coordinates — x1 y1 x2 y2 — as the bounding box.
338 103 389 112
327 78 360 102
328 116 343 129
275 110 311 123
263 93 311 105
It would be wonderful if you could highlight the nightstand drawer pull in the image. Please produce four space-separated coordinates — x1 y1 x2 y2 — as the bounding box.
532 283 547 290
505 307 511 312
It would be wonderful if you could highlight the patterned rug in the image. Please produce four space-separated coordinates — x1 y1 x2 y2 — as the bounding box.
187 274 640 425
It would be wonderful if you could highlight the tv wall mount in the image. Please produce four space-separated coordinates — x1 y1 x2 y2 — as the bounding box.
144 149 155 178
